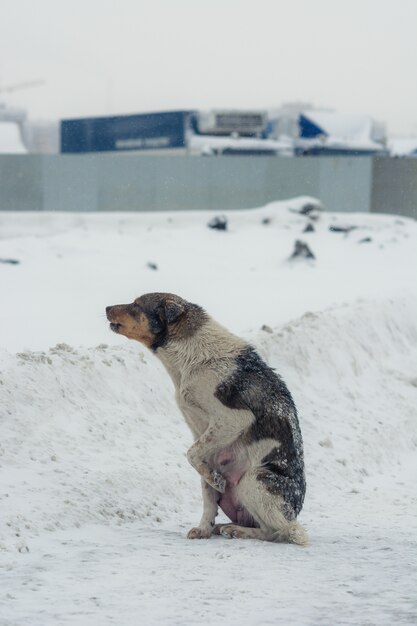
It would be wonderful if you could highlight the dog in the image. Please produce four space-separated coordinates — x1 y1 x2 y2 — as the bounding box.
106 292 307 544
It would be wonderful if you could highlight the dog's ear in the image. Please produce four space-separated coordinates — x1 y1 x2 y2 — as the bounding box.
148 311 165 334
164 299 185 325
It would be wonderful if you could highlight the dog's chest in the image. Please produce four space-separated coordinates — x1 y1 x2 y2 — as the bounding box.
176 385 211 438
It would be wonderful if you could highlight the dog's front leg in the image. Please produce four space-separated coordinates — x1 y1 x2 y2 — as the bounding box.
187 479 219 539
186 427 227 493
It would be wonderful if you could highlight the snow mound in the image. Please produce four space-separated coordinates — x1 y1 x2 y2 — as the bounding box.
1 296 416 553
256 296 417 496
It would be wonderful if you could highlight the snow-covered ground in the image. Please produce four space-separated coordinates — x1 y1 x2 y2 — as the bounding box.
0 198 416 625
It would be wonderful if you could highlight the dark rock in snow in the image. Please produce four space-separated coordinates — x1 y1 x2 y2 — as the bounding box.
261 324 273 333
0 258 20 265
208 216 228 231
297 202 323 222
358 237 372 244
329 225 357 234
303 223 315 233
262 217 272 225
289 201 323 221
289 240 315 261
147 262 158 271
299 202 322 216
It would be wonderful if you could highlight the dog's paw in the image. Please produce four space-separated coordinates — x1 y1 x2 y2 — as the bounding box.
210 470 226 493
187 527 212 539
220 524 246 539
212 523 227 536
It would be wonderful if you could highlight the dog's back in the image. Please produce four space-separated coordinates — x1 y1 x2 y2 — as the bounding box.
215 345 306 520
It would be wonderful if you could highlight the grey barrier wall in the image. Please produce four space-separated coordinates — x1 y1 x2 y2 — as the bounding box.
0 154 415 218
371 158 417 219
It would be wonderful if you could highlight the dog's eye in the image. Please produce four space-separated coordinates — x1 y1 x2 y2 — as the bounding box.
130 304 141 317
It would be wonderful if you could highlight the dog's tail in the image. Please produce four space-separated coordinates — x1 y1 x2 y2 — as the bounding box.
272 520 309 546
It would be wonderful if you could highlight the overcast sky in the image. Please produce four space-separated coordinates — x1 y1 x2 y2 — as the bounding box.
1 0 416 135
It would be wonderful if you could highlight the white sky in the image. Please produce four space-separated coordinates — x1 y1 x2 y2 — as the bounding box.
1 0 416 135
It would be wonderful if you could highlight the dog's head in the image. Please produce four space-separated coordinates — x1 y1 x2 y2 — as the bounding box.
105 292 205 350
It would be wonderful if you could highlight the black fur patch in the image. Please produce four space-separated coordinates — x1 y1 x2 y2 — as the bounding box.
149 314 169 350
215 346 306 518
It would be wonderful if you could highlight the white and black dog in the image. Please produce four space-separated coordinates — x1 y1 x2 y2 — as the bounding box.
106 292 307 544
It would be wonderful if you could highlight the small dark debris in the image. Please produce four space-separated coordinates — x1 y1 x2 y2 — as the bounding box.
303 223 315 233
358 237 372 244
329 225 357 234
289 202 323 221
289 240 315 260
147 262 158 271
208 216 228 231
262 217 272 225
0 258 20 265
261 324 273 333
299 202 321 216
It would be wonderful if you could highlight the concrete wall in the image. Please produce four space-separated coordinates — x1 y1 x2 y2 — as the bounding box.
371 157 417 219
0 154 415 218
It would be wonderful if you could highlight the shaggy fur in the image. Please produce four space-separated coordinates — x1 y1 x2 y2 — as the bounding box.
106 292 307 544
